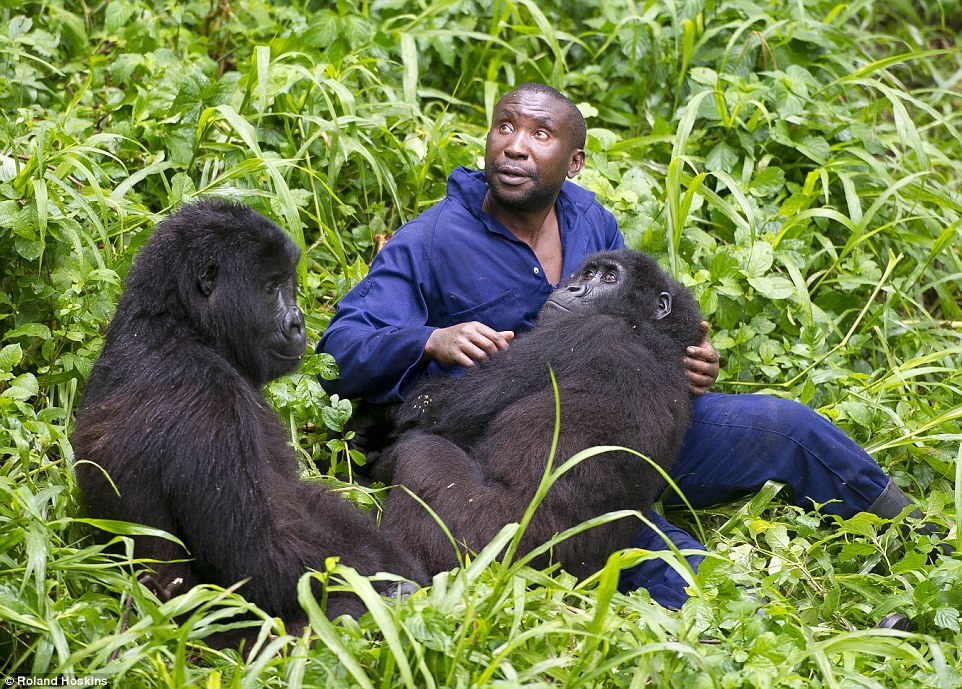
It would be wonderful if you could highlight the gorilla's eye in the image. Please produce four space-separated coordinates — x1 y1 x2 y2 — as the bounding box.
602 271 617 284
583 269 596 280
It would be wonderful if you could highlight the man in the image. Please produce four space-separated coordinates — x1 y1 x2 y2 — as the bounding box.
319 83 920 608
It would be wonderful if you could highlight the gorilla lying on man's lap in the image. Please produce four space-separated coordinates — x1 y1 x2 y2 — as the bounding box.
381 249 705 578
71 200 426 629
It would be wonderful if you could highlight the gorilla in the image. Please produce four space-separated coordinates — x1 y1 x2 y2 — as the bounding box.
71 200 426 627
380 249 705 579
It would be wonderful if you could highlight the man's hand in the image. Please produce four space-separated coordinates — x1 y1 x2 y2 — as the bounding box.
424 322 515 368
685 321 719 395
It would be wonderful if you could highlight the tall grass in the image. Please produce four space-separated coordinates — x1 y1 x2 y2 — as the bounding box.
1 0 960 685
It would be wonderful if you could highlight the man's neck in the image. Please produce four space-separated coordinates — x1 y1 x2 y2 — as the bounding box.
483 191 563 284
482 191 555 245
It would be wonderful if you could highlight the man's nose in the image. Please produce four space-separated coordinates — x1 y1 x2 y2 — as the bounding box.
504 131 528 158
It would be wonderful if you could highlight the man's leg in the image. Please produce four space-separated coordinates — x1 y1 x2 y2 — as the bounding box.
621 392 916 606
620 512 705 609
667 392 909 518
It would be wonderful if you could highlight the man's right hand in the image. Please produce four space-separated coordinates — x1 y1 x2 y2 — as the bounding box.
424 322 515 368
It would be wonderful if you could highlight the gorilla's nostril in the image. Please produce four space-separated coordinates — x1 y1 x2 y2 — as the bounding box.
286 309 305 335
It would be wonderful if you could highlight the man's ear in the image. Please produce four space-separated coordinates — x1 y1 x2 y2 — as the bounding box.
567 149 585 178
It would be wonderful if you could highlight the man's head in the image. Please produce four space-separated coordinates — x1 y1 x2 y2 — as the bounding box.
483 83 586 214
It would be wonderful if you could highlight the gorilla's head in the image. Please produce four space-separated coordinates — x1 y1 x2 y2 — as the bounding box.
119 200 306 385
540 249 703 348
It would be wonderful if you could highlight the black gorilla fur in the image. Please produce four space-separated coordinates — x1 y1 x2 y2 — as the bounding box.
71 200 426 624
381 249 705 578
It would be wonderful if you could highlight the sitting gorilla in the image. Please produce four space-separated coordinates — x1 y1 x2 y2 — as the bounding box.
71 200 426 626
381 249 705 578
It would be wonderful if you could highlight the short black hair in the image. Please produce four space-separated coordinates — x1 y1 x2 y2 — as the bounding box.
498 83 587 150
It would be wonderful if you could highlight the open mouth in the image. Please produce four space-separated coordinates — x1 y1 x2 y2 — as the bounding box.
495 167 530 185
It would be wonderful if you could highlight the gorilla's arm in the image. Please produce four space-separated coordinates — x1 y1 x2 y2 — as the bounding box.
159 382 422 615
395 315 649 444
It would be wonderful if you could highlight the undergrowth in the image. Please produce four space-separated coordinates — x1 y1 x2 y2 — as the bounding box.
1 0 960 685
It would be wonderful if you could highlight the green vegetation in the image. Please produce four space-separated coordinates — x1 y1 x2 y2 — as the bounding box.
1 0 960 685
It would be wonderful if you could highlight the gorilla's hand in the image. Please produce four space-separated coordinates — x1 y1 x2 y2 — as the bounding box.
685 321 719 395
424 321 515 368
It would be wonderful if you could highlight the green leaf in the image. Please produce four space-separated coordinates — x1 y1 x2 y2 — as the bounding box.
796 135 831 164
838 542 876 561
779 193 812 216
840 512 883 538
772 80 804 117
710 250 740 279
705 141 739 172
399 32 418 105
750 167 786 196
934 607 961 632
8 16 31 40
109 54 144 84
320 395 353 432
738 241 774 278
0 344 23 373
104 2 135 35
838 399 874 428
14 236 43 261
747 275 796 299
891 551 927 574
3 323 52 340
2 373 39 401
800 378 816 405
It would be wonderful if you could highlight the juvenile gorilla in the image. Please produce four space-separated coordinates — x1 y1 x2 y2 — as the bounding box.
72 200 426 624
381 249 705 578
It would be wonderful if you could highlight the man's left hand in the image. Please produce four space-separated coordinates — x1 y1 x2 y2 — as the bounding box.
685 321 719 395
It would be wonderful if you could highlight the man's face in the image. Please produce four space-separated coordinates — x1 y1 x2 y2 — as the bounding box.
484 90 585 213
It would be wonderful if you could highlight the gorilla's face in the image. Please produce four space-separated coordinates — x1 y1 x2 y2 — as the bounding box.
251 264 307 378
192 222 306 386
540 252 673 324
221 255 305 385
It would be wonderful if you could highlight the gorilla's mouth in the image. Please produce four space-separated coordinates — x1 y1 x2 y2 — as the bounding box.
542 300 572 314
272 351 304 362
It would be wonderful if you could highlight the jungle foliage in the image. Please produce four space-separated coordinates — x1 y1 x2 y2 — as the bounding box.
1 0 961 685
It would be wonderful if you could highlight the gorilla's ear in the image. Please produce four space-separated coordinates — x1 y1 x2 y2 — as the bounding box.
198 264 218 297
655 292 672 320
